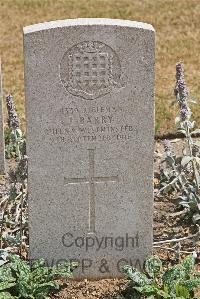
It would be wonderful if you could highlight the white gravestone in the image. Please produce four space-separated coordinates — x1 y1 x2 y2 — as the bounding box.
23 18 155 278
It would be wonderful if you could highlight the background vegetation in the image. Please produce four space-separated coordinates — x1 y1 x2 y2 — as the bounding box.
0 0 200 134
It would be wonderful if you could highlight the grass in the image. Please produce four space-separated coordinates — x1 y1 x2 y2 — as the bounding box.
0 0 200 134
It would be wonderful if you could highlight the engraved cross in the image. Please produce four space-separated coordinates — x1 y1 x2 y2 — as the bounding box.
64 149 119 233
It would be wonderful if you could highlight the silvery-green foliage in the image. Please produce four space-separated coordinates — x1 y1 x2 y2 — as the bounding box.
181 255 195 276
1 94 28 254
0 292 15 299
0 249 9 266
6 95 19 131
123 265 152 286
145 256 162 279
0 254 78 299
5 128 26 159
122 255 200 299
158 63 200 224
5 94 25 159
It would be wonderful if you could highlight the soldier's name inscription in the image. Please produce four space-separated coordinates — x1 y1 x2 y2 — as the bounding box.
45 104 137 144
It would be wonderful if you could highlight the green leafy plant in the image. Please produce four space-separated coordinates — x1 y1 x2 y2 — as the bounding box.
122 255 200 299
0 254 78 299
5 95 26 160
1 94 28 256
5 127 26 160
158 63 200 224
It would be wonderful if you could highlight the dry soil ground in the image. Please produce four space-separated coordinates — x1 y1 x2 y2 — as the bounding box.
0 0 200 134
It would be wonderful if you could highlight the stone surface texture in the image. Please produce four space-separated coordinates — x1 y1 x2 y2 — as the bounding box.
24 18 155 278
0 61 5 174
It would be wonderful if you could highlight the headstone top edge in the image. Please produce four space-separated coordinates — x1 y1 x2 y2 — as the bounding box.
23 18 155 35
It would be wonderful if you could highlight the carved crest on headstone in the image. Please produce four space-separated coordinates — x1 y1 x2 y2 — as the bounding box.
60 41 122 100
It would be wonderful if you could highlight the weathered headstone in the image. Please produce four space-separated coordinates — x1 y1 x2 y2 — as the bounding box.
0 60 5 174
24 18 155 278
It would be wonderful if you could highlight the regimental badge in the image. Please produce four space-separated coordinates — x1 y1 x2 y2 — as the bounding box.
60 41 123 100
